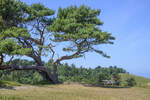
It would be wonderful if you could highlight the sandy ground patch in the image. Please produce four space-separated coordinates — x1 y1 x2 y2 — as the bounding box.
147 83 150 85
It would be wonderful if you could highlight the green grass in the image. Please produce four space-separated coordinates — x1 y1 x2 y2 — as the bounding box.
0 80 21 87
0 75 150 100
120 73 150 88
0 84 150 100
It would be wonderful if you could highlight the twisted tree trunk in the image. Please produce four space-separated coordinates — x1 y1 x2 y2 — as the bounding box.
28 54 59 84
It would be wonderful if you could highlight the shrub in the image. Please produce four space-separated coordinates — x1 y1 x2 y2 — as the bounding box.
126 78 136 87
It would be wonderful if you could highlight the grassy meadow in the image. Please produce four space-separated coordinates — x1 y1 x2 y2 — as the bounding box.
0 74 150 100
120 73 150 88
0 83 150 100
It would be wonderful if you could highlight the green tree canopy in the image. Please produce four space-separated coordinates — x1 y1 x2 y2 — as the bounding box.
0 1 115 84
49 5 115 61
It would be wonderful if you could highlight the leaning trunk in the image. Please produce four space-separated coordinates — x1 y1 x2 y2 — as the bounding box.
31 56 58 83
0 65 58 84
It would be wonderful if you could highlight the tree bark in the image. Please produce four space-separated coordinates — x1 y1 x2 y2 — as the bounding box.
53 64 59 84
28 55 57 83
0 65 58 84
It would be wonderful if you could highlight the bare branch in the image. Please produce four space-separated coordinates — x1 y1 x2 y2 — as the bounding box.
0 53 4 66
49 44 55 62
54 39 88 65
6 56 14 65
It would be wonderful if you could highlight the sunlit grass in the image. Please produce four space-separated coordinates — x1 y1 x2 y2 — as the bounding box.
120 73 150 88
0 83 150 100
0 80 21 87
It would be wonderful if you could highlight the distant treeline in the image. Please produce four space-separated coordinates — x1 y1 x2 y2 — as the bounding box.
0 59 135 86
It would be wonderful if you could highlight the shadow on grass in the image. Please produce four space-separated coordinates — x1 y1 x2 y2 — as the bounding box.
0 85 16 90
31 80 62 87
62 82 131 88
82 83 131 88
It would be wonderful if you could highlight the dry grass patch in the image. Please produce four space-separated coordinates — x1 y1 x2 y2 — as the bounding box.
0 84 150 100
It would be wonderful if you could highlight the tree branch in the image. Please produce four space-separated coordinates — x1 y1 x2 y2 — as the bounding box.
0 65 55 83
0 53 4 66
54 50 80 65
6 56 14 65
48 43 55 62
54 39 88 65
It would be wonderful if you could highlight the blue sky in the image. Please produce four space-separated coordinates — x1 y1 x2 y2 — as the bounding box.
21 0 150 78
